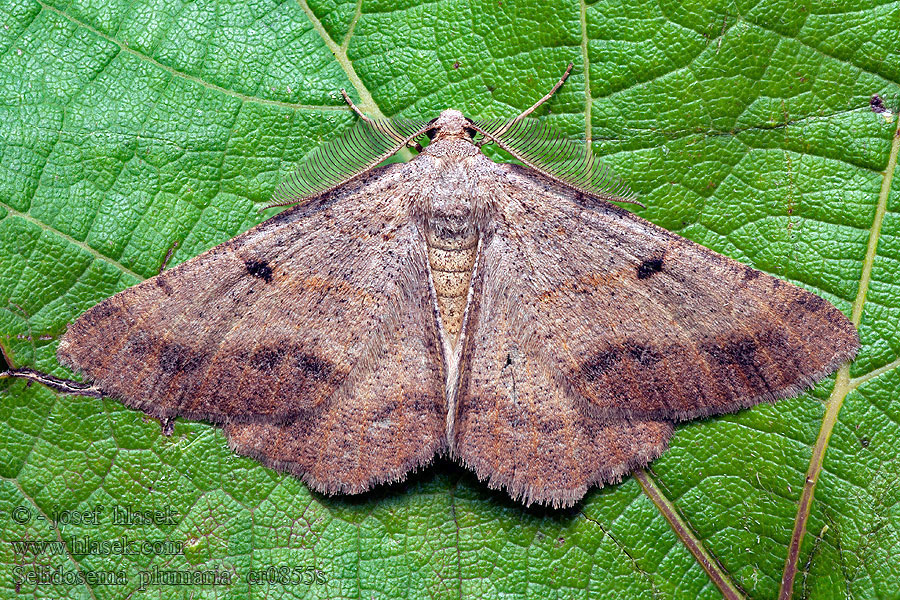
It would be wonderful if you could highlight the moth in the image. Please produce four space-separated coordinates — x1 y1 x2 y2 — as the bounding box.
57 65 859 507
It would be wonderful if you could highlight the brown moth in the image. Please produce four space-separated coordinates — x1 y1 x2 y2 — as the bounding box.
57 65 859 507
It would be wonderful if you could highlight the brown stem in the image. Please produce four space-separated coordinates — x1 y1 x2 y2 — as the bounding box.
1 367 103 397
634 469 745 600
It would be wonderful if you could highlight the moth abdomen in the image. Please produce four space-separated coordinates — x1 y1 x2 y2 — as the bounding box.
425 222 478 342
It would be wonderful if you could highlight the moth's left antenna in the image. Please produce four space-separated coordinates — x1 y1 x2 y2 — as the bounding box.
341 90 377 126
265 94 432 209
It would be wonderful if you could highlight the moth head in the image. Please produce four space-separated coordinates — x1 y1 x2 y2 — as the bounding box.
430 109 476 141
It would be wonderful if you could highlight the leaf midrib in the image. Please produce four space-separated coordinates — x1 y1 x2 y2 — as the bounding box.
778 99 900 600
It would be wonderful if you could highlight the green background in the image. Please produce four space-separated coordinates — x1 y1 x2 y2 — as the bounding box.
1 0 899 598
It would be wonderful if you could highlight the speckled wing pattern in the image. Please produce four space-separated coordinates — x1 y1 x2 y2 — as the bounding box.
451 164 859 506
56 105 860 508
57 165 447 494
454 249 673 506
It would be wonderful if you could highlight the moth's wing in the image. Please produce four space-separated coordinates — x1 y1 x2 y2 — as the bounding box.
464 164 860 424
453 255 673 506
57 164 447 491
453 164 858 505
223 293 446 494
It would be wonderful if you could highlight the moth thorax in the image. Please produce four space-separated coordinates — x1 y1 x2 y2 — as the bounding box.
425 223 478 345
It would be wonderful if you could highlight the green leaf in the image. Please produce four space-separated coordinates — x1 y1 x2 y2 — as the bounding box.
2 0 899 598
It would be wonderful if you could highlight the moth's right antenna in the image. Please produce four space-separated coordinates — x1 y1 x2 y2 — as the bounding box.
470 62 642 207
512 62 573 122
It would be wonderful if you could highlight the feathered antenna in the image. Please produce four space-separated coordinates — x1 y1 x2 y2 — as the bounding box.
267 92 432 209
471 64 641 206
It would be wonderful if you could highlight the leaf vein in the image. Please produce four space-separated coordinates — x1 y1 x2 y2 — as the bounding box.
34 0 342 113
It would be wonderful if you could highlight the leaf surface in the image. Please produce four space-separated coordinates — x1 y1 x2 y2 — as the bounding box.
1 0 899 598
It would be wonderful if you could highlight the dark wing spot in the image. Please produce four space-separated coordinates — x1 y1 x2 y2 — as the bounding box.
245 259 273 282
626 343 663 366
582 342 663 379
296 354 332 381
581 349 621 380
87 300 124 321
251 347 285 372
637 256 664 279
792 293 826 313
155 277 174 295
728 338 758 367
703 337 758 367
158 342 204 374
743 267 761 281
